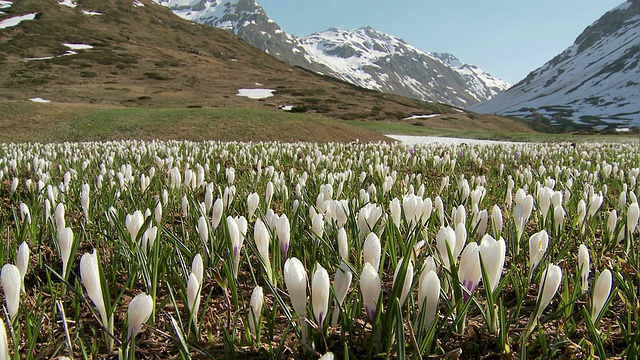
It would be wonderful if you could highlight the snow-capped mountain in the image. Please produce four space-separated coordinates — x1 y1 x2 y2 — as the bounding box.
470 1 639 129
152 0 510 107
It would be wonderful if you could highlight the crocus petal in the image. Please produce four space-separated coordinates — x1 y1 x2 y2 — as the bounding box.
127 293 153 340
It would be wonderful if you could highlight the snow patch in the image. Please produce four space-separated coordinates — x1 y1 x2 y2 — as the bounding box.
133 0 144 7
402 114 441 120
386 134 524 146
0 1 12 9
81 10 102 15
58 0 76 8
29 97 51 103
63 43 93 50
0 13 37 29
281 105 294 111
236 88 275 99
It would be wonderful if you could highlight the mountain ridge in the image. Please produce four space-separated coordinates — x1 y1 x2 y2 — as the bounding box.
152 0 511 107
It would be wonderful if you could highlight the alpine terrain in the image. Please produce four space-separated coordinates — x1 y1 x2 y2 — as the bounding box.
153 0 511 107
470 0 639 130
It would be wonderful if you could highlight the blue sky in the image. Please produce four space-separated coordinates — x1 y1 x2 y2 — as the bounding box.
258 0 625 84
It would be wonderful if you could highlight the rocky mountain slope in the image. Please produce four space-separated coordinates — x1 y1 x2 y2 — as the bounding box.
153 0 511 107
469 1 639 130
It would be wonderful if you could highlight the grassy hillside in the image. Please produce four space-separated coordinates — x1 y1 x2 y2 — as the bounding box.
0 0 544 142
0 101 390 142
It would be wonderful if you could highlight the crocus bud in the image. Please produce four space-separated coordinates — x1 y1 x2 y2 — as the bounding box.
454 223 467 259
247 192 259 221
577 200 587 227
553 205 565 233
191 254 204 285
80 183 90 219
363 232 381 272
390 198 401 227
127 293 153 341
125 210 144 243
80 250 107 324
211 198 223 230
588 193 603 217
227 216 243 280
265 181 274 208
337 227 348 261
58 227 73 278
254 219 272 283
591 269 613 325
55 203 66 233
197 216 209 244
249 286 264 337
312 264 330 329
154 200 162 224
459 243 481 302
277 214 291 260
360 262 381 323
529 230 548 279
436 226 456 269
17 242 29 293
491 204 503 238
418 270 440 330
331 262 352 326
578 244 590 293
392 258 414 305
284 257 307 317
607 210 617 239
535 263 562 319
187 273 201 328
479 234 506 293
1 264 21 321
0 317 8 360
628 202 639 234
19 203 31 224
312 213 325 240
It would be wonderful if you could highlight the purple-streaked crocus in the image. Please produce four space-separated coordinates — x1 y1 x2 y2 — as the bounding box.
458 243 480 302
312 264 330 330
360 262 381 323
227 216 243 279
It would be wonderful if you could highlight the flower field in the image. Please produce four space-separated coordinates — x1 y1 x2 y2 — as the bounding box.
0 139 638 359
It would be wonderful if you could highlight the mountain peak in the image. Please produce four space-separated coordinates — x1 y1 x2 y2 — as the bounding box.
469 0 639 129
155 0 511 106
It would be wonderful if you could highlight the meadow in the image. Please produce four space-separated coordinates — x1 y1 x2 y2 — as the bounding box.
0 138 638 359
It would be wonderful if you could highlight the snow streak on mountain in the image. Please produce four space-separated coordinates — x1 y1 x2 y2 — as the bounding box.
470 1 639 129
153 0 510 107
